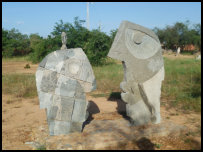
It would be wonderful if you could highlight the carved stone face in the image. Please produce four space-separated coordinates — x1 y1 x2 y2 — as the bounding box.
36 48 96 109
61 32 67 46
36 48 96 135
108 21 164 83
108 21 165 126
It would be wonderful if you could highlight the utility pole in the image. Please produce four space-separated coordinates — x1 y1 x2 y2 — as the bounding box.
86 2 94 30
86 2 89 30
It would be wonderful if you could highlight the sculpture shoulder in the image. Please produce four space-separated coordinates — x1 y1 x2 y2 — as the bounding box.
38 48 87 68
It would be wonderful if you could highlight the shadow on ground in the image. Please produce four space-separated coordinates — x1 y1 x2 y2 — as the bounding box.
108 92 130 121
82 100 100 131
135 137 155 150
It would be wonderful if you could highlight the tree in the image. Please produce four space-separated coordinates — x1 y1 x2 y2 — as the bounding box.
153 21 201 52
49 17 112 65
2 28 30 57
109 29 118 46
84 29 111 65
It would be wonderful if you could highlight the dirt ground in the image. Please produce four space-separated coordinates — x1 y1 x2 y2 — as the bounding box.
163 53 196 59
2 55 201 150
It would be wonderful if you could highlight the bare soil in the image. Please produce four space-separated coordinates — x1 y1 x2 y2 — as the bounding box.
2 58 201 150
163 53 195 59
2 61 38 75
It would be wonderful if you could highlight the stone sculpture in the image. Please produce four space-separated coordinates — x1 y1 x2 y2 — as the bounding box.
108 21 165 126
61 32 67 50
176 47 180 56
36 32 96 135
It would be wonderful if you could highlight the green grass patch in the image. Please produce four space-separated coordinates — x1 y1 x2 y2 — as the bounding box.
2 55 30 62
180 50 198 55
93 62 123 93
92 57 201 112
162 57 201 112
2 73 37 98
154 143 162 149
91 93 110 98
2 56 201 112
36 144 46 150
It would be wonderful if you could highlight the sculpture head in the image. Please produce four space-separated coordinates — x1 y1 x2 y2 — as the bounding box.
61 32 67 50
108 21 164 83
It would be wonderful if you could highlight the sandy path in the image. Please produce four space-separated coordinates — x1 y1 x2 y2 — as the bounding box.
2 93 201 150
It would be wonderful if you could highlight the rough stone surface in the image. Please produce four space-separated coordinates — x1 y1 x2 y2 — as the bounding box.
36 48 96 135
61 32 67 50
108 21 165 126
29 119 187 150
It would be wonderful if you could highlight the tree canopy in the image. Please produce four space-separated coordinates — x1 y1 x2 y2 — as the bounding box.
153 21 201 51
2 18 201 66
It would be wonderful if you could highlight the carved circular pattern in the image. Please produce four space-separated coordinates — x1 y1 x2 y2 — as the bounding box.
68 63 80 75
125 29 161 59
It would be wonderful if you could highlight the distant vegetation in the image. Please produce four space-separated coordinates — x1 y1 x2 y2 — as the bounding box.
2 17 201 66
153 20 201 52
2 17 117 66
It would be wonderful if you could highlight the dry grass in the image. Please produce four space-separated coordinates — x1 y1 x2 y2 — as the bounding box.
2 56 201 112
2 74 37 98
162 57 201 112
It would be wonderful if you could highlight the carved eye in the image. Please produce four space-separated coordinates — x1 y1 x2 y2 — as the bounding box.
133 33 145 45
125 29 161 59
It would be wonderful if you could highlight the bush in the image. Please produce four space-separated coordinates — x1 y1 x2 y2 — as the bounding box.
2 17 117 66
84 30 111 65
24 63 30 69
2 28 31 57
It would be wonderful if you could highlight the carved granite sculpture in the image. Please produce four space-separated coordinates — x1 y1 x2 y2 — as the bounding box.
108 21 165 126
61 32 67 50
36 32 96 135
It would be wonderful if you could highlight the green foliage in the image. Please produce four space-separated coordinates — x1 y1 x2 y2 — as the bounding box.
154 143 162 149
2 19 200 65
2 28 31 57
153 21 201 51
36 144 46 150
162 58 201 112
24 63 30 69
2 17 117 66
109 29 118 43
50 17 112 65
27 17 114 65
84 29 111 65
29 39 46 63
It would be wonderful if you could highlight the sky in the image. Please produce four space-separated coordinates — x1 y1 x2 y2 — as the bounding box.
2 2 201 38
